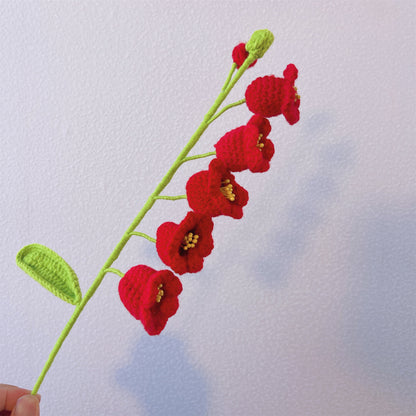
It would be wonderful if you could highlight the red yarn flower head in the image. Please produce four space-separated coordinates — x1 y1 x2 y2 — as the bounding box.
119 265 182 335
245 63 300 124
156 211 214 275
232 43 257 69
215 115 275 173
186 159 249 219
214 125 246 172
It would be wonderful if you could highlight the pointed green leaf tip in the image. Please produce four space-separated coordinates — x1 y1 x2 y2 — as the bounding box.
16 244 82 305
246 29 274 59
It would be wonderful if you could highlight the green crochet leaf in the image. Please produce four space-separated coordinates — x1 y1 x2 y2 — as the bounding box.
16 244 82 305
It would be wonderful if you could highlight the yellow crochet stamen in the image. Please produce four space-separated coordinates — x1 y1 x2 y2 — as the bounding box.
256 133 265 150
182 232 199 251
220 179 235 201
294 86 300 101
155 284 164 303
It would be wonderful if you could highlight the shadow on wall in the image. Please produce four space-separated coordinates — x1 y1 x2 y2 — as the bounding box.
115 333 209 416
254 112 355 286
344 203 416 410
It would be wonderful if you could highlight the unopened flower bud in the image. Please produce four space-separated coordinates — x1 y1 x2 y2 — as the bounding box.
246 29 274 59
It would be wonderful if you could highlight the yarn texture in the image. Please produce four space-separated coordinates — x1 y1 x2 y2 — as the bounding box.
156 211 214 275
232 43 257 69
119 265 182 335
12 28 301 398
215 115 274 173
245 63 300 124
16 244 82 305
186 158 249 219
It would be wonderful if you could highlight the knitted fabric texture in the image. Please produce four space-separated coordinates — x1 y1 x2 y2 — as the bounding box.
232 43 257 69
245 29 274 59
118 265 182 335
245 63 300 124
16 244 82 305
186 158 249 219
156 211 214 275
214 125 247 172
215 115 274 173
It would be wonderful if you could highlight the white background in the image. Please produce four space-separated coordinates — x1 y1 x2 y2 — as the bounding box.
1 1 415 415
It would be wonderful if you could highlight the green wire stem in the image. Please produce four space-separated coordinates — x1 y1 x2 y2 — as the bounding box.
30 53 256 395
129 231 157 243
208 99 246 124
153 195 187 201
105 268 125 278
180 151 216 165
222 62 237 91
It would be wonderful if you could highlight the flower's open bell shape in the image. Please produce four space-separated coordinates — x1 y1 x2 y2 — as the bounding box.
245 63 300 125
119 265 182 335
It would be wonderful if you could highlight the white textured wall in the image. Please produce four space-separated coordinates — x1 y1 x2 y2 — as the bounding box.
1 1 415 415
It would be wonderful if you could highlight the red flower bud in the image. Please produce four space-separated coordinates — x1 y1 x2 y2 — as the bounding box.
232 43 257 69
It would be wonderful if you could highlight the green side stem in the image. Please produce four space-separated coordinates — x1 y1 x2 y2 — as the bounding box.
31 53 256 395
129 231 157 243
222 62 237 91
208 99 246 124
153 195 187 200
105 268 124 278
180 151 216 165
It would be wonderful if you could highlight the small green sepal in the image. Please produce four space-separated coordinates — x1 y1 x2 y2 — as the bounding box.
246 29 274 59
16 244 82 305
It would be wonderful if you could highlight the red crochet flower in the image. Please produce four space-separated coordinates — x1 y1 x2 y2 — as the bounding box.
244 115 275 172
215 115 275 173
232 43 257 69
156 211 214 275
214 125 247 172
119 265 182 335
186 159 249 219
245 63 300 124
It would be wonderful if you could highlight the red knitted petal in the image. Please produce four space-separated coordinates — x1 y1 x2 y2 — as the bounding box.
186 170 211 215
245 75 286 118
283 101 300 125
214 126 247 172
283 63 298 84
262 138 275 161
209 159 249 218
171 212 213 274
169 246 201 274
159 295 180 318
157 212 214 275
118 265 155 320
247 114 271 137
139 269 182 335
159 269 183 297
243 132 274 173
192 214 214 256
156 222 178 267
187 160 249 219
140 307 168 335
228 180 249 219
232 43 257 69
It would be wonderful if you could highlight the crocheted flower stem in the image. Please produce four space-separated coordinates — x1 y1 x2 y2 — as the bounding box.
222 62 237 91
180 151 216 165
105 268 124 277
129 231 156 242
30 54 255 396
153 195 187 200
208 98 246 124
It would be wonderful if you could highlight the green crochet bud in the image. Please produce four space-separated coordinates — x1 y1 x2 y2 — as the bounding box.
246 29 274 59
